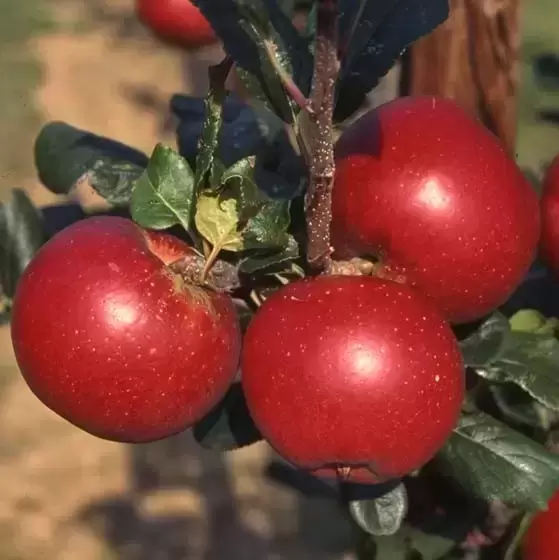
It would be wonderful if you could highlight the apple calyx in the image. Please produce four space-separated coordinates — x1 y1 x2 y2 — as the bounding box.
168 252 241 293
326 257 376 276
326 256 408 287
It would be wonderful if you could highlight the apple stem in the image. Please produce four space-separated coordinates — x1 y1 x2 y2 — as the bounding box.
200 243 223 285
302 0 339 270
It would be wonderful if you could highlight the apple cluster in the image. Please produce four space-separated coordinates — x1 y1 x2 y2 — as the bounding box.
10 96 541 485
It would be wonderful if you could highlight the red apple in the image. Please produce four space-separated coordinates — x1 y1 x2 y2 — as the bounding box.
241 275 464 484
136 0 216 49
522 489 559 560
10 216 241 443
331 96 540 324
541 154 559 276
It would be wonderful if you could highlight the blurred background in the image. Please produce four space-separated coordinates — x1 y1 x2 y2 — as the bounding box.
0 0 557 558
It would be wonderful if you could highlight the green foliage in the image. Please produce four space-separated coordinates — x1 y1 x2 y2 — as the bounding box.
34 122 148 204
131 144 195 232
193 382 262 450
348 482 408 537
191 0 312 123
0 189 46 323
437 409 559 511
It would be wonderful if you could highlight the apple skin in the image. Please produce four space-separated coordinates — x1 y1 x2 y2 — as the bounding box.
541 154 559 277
241 275 465 484
10 216 241 443
522 489 559 560
331 96 540 324
136 0 216 49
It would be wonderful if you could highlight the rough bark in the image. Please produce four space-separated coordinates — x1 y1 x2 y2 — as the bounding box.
405 0 521 156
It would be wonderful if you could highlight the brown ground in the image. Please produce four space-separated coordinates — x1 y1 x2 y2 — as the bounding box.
0 1 354 558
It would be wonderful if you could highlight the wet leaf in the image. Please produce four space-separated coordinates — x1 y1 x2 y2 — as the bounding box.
34 121 148 204
349 482 408 536
131 144 195 232
477 330 559 412
0 190 46 321
459 312 511 368
195 60 231 193
239 236 300 274
490 384 555 431
243 197 291 250
191 0 312 122
193 382 262 450
335 0 449 121
436 409 559 510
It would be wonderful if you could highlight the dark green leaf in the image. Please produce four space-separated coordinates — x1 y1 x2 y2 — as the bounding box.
373 527 456 560
222 158 264 220
210 158 227 189
34 121 148 204
533 53 559 92
0 190 46 323
366 524 457 560
195 59 231 193
194 158 293 254
193 382 262 450
478 331 559 411
459 312 510 368
349 482 407 536
130 144 195 231
191 0 312 122
490 384 556 431
436 409 559 510
243 198 291 250
239 235 300 274
221 156 256 186
255 167 306 200
0 189 46 301
335 0 450 122
175 100 291 173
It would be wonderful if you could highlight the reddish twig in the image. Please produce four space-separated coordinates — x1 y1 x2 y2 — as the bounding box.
302 0 339 270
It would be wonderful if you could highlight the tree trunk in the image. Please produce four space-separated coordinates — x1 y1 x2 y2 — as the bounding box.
404 0 521 156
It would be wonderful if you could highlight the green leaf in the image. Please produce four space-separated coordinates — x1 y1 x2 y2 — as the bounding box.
368 525 458 560
436 409 559 510
195 193 244 252
221 156 256 186
477 330 559 412
239 235 300 274
510 309 547 333
349 483 408 537
490 384 556 431
533 53 559 92
0 190 47 322
220 157 262 218
460 312 511 368
191 0 312 122
130 144 195 232
192 382 262 451
194 160 293 254
510 309 558 336
375 530 456 560
195 59 231 193
243 197 291 250
334 0 450 122
34 121 148 204
0 190 46 294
